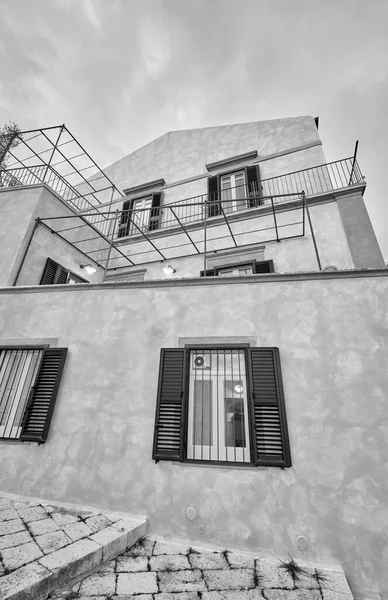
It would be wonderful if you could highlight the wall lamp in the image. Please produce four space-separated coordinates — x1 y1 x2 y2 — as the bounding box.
80 264 97 275
163 265 176 275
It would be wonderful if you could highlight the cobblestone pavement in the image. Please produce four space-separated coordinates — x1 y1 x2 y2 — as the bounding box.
50 537 354 600
0 495 145 600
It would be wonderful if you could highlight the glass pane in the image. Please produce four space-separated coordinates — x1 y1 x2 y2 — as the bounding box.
193 380 212 446
224 379 246 448
218 269 234 276
237 267 253 275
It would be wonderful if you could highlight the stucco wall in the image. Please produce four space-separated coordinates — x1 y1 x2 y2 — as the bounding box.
0 186 42 286
108 198 354 279
102 116 324 194
0 274 387 599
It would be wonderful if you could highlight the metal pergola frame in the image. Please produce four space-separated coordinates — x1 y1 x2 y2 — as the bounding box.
1 124 315 282
28 193 308 277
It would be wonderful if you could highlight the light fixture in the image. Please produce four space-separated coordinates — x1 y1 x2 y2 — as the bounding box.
80 264 96 275
234 384 243 394
163 265 176 275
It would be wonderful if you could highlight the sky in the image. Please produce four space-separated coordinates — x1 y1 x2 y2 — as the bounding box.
1 0 388 260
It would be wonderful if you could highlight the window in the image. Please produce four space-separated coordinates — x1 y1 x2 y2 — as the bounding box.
208 165 262 217
0 347 67 443
200 259 274 277
40 258 88 286
117 192 162 238
220 171 247 213
152 346 291 468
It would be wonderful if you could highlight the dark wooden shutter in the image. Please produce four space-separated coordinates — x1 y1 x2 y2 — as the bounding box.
208 176 220 217
247 348 291 467
254 260 274 274
149 192 162 231
246 165 262 207
200 268 216 277
40 258 59 285
152 349 187 462
20 348 68 444
118 199 131 237
40 259 69 285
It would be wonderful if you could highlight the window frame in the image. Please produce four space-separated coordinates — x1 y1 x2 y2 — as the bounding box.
40 258 88 286
183 345 253 466
152 344 291 469
200 259 274 278
118 192 163 238
207 165 262 218
0 346 68 444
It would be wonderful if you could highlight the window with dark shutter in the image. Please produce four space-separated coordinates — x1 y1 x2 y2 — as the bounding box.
246 165 263 208
200 259 274 277
152 349 186 462
40 259 87 286
208 176 220 217
247 347 291 467
40 258 65 285
153 345 291 468
20 348 68 444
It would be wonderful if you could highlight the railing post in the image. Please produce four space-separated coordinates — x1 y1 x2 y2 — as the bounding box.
270 196 280 242
348 140 359 186
203 199 208 275
43 125 64 184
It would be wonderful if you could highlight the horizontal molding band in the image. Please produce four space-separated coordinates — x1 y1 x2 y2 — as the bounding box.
1 268 387 295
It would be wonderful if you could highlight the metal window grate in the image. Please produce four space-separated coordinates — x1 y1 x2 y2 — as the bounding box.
187 349 251 463
0 349 43 439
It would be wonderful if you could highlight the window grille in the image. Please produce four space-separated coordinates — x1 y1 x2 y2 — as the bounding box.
0 349 43 439
187 349 251 463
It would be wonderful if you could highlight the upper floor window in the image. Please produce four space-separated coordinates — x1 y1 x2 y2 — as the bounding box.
40 258 88 286
118 192 162 238
208 165 262 217
200 259 274 277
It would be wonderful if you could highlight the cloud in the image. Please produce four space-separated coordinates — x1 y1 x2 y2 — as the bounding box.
0 0 387 256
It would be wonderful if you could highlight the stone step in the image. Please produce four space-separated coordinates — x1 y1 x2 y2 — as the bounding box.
0 498 147 600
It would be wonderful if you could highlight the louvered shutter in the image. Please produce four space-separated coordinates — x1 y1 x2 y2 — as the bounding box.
208 176 220 217
254 260 274 274
56 267 69 284
20 348 68 444
149 192 162 231
152 349 187 462
40 259 69 285
246 165 262 207
247 348 291 467
200 268 216 277
40 258 59 285
118 199 131 238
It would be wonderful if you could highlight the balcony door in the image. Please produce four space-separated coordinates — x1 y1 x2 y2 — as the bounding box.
220 171 247 214
130 196 152 233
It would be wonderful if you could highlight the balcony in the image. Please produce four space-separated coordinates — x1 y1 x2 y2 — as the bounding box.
0 124 365 273
115 156 364 241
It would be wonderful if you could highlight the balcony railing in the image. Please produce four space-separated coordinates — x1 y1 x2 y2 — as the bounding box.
116 157 364 239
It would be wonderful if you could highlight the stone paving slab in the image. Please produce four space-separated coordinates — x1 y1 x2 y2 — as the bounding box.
0 494 147 600
51 536 355 600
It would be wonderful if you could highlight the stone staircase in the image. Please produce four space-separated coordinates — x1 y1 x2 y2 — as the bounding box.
0 495 147 600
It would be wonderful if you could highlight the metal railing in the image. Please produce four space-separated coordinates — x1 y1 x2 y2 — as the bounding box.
116 157 364 239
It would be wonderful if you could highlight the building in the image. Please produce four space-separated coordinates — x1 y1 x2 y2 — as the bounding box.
0 116 387 599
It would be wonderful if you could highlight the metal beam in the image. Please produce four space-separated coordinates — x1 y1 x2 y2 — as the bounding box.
219 205 238 247
168 206 201 254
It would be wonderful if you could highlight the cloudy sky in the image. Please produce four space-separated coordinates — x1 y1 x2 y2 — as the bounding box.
1 0 387 259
